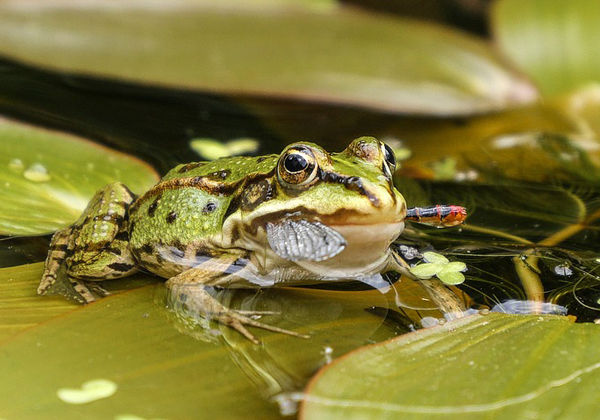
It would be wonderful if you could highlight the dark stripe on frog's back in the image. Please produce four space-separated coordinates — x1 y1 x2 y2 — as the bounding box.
129 155 278 214
164 155 278 182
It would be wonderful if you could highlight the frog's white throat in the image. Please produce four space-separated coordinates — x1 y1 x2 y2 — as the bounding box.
295 221 404 278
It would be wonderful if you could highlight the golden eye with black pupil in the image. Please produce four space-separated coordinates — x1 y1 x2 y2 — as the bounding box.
382 143 396 175
278 147 318 186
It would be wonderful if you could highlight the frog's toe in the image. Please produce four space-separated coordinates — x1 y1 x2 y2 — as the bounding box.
226 318 260 345
86 282 111 298
218 311 310 344
69 279 97 304
234 310 279 316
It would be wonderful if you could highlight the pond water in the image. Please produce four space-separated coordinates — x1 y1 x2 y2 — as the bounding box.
1 56 600 420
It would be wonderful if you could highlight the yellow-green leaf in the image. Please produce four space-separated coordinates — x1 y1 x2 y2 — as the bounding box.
410 263 444 279
493 0 600 96
0 118 159 235
301 314 600 420
190 137 260 160
0 262 403 419
437 267 466 285
0 1 536 115
0 263 78 342
423 251 449 264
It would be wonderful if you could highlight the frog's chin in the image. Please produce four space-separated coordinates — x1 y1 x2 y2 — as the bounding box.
296 221 404 278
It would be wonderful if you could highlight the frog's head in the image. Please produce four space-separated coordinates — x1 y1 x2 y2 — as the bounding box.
238 137 406 276
271 136 405 225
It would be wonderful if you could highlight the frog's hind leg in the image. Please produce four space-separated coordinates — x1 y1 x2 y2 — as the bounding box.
38 226 74 295
38 182 139 303
166 255 309 344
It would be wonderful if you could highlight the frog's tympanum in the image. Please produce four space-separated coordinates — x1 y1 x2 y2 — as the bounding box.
38 137 466 343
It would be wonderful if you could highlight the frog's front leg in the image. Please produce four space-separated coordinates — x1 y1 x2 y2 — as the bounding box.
37 182 138 303
166 255 310 344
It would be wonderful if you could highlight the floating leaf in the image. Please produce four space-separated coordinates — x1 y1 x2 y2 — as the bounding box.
444 261 467 272
56 379 118 405
422 251 449 265
0 118 159 235
301 313 600 420
410 263 444 279
0 1 536 115
410 253 466 285
436 266 466 285
0 261 406 419
0 262 78 342
0 262 159 343
493 0 600 96
190 137 260 160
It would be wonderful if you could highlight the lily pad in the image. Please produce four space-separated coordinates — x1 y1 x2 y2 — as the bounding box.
301 313 600 420
0 261 407 419
0 1 536 115
493 0 600 96
0 262 77 342
0 117 159 235
0 262 159 343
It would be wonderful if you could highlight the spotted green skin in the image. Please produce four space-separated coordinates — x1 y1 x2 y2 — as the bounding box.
39 136 407 302
130 155 278 247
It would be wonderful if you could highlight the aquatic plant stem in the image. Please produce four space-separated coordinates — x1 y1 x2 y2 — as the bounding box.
511 206 600 304
537 207 600 247
420 278 466 318
513 250 544 302
461 225 533 245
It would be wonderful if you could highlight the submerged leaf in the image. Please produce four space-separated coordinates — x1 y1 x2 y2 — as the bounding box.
301 313 600 420
0 118 159 235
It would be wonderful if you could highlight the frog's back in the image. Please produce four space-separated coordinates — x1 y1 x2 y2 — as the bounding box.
127 155 277 272
162 155 277 182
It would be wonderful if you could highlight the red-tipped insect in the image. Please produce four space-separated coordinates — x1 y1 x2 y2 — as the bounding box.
406 205 467 228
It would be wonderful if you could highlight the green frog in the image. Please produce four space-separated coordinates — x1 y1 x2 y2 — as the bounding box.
38 137 466 343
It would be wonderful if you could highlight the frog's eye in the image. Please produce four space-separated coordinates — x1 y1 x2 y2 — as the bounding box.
278 147 318 186
381 143 396 175
284 153 308 173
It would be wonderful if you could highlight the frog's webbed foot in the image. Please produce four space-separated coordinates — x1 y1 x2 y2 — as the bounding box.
43 267 109 304
166 258 309 344
213 308 310 345
86 281 111 298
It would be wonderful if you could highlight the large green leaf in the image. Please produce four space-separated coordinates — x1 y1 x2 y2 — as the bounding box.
0 1 536 115
0 261 407 419
0 118 159 235
301 313 600 420
0 262 160 343
0 263 77 342
493 0 600 96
